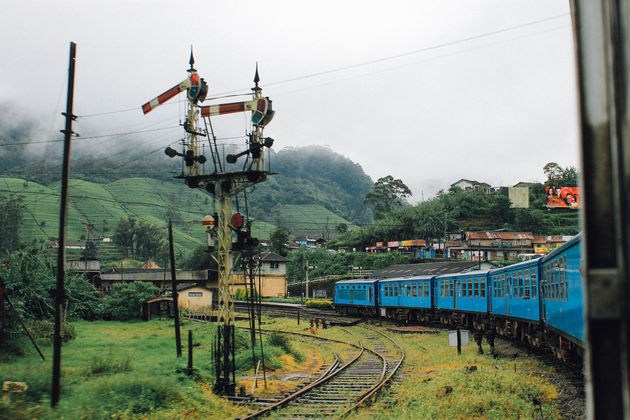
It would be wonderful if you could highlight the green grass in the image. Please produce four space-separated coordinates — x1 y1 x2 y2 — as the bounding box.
231 317 565 419
266 203 357 238
348 326 562 420
0 320 248 419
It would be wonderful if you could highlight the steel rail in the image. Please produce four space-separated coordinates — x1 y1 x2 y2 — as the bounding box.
239 328 365 419
337 325 406 418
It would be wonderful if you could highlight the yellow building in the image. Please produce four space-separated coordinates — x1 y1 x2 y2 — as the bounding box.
231 252 289 298
177 285 213 312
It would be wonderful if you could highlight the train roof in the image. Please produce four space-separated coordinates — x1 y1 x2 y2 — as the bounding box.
541 233 582 263
335 278 379 285
435 269 490 278
379 275 435 283
370 261 480 278
488 256 541 274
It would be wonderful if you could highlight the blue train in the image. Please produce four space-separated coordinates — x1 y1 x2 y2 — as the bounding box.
334 235 583 360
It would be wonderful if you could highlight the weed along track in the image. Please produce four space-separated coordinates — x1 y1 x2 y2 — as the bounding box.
239 324 405 419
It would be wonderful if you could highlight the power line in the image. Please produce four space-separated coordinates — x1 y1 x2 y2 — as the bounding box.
60 13 569 119
234 13 571 92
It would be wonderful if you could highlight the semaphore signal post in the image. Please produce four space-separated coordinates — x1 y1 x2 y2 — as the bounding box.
141 49 275 395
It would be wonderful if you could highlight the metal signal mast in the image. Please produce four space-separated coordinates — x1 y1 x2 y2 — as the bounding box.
141 49 275 395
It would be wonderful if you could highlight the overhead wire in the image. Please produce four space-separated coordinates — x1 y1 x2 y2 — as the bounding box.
59 13 569 120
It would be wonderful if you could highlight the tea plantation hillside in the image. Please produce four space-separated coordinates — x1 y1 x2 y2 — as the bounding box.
0 177 354 259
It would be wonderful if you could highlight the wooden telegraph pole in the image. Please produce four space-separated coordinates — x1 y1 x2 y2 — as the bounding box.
52 41 76 408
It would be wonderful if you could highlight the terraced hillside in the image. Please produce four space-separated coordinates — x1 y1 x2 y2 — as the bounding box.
0 177 355 258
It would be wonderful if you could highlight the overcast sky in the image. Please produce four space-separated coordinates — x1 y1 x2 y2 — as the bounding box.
0 0 578 202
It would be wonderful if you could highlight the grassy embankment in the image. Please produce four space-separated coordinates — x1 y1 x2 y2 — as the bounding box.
0 317 332 420
2 316 565 419
237 317 564 419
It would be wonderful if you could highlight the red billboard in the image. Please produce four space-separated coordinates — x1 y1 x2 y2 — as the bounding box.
546 186 580 208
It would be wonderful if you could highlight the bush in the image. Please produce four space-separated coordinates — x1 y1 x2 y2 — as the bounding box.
102 281 160 320
234 288 259 301
28 319 75 341
266 332 304 362
306 299 333 310
87 354 132 376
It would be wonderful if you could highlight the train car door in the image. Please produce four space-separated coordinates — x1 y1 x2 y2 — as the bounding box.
398 281 403 307
453 279 459 310
505 273 511 315
540 265 547 322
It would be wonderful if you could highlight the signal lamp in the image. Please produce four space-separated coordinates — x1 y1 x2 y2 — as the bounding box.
264 137 274 148
230 213 244 229
165 147 179 158
247 171 266 183
185 177 199 189
202 215 216 232
188 73 201 102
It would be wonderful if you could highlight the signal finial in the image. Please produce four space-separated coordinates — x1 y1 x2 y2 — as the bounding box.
189 45 196 72
253 62 261 92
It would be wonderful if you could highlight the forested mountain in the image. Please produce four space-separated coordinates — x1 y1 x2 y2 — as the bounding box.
0 143 374 255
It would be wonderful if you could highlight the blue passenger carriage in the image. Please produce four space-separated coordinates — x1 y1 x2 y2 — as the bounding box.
488 257 542 344
379 276 434 322
435 270 489 327
540 235 584 357
333 278 379 316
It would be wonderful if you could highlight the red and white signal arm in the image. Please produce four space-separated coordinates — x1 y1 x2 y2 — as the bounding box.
202 215 216 232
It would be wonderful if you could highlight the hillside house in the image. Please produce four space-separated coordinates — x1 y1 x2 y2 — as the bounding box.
450 179 492 192
446 231 534 261
534 235 575 254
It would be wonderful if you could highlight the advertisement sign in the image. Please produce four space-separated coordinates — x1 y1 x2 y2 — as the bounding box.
546 186 580 208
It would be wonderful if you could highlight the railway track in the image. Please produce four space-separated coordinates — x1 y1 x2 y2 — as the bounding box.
239 324 404 419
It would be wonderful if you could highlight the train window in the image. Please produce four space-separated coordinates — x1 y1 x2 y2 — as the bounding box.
518 271 523 298
512 273 517 297
468 278 473 297
424 283 430 297
450 280 454 297
384 284 388 297
411 283 416 297
524 270 530 298
474 278 479 298
462 279 467 297
395 284 399 297
531 269 537 299
407 283 412 297
557 260 564 301
563 256 568 301
551 260 558 300
481 278 486 298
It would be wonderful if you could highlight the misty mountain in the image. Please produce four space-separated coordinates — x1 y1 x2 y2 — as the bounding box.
1 142 374 226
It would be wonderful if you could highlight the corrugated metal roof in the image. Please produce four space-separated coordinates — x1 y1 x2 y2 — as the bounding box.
465 231 534 240
370 261 480 279
260 252 290 262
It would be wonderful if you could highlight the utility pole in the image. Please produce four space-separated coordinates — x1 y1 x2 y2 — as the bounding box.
168 220 182 357
305 259 309 300
52 41 76 408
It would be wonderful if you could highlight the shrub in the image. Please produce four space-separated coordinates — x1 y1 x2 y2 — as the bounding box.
234 288 259 301
306 299 333 310
87 354 132 376
102 281 160 320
